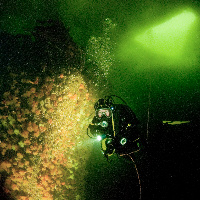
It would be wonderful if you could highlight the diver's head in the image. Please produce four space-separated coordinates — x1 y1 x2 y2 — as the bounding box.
94 98 114 119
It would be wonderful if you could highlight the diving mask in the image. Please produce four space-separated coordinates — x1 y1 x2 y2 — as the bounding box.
97 108 112 118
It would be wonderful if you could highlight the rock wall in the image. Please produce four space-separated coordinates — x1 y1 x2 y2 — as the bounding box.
0 70 96 200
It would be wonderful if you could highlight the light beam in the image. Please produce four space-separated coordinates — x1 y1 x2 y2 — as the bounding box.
135 10 196 57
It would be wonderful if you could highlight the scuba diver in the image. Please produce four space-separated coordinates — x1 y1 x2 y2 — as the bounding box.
87 95 140 160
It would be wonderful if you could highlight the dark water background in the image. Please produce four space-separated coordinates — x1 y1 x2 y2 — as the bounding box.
83 121 199 200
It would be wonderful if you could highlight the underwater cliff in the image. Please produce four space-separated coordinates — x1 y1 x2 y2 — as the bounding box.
0 21 101 200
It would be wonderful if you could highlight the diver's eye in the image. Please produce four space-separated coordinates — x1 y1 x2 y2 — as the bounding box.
105 110 110 116
98 110 103 117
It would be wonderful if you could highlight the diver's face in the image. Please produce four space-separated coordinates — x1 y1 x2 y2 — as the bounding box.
97 108 111 118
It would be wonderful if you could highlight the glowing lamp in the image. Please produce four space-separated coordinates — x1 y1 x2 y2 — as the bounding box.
97 135 102 141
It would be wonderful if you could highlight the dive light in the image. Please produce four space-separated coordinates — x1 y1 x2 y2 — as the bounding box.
97 134 106 141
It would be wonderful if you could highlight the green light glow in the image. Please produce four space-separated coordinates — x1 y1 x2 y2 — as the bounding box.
135 10 196 57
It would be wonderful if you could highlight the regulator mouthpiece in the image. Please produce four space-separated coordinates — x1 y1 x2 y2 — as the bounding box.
99 121 108 127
